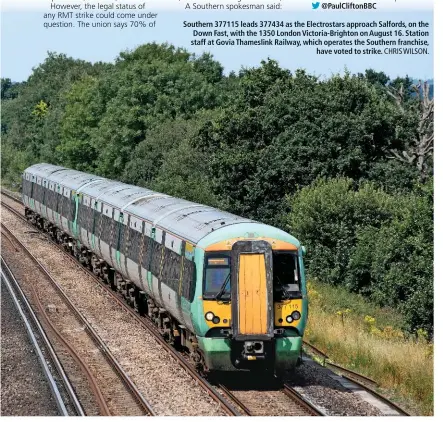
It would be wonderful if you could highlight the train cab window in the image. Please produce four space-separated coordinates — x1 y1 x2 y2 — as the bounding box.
203 254 231 300
273 252 301 300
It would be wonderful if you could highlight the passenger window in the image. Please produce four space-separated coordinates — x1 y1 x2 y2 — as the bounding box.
181 257 196 301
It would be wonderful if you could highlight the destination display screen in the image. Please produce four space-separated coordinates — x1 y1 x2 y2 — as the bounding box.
207 258 229 266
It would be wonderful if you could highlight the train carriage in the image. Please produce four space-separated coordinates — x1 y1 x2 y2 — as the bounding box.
22 163 308 373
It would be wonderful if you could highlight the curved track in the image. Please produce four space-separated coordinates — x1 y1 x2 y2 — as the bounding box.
1 258 83 416
1 190 327 416
303 341 378 385
1 219 155 416
303 333 410 415
1 193 239 416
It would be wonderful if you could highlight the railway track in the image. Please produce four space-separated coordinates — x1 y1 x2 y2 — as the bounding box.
303 332 410 415
218 381 325 416
1 258 83 416
1 192 239 416
1 219 155 416
0 190 365 416
303 340 378 386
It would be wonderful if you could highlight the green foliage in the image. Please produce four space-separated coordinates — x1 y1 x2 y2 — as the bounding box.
351 179 433 334
365 159 420 192
289 178 433 334
87 44 225 178
359 68 390 87
0 142 33 188
1 52 109 176
1 45 433 334
57 76 103 171
308 279 405 333
152 136 221 207
194 65 411 226
31 100 49 118
1 77 23 100
122 112 223 207
288 178 394 287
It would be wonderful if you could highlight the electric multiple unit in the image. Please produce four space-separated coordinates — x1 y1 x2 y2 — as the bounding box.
22 163 308 372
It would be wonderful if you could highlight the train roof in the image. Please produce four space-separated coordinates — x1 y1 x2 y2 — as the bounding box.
24 163 66 179
24 164 257 244
24 164 103 190
49 169 104 190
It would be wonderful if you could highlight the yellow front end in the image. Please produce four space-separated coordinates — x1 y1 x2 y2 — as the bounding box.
200 237 304 371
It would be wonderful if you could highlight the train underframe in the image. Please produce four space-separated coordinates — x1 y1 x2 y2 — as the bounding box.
25 207 302 375
25 208 208 369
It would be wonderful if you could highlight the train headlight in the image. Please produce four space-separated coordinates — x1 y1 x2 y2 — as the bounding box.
291 311 301 320
286 315 293 323
213 316 220 324
205 312 214 321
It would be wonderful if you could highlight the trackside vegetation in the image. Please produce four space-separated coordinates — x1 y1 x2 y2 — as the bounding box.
1 43 433 414
288 177 433 335
306 280 433 415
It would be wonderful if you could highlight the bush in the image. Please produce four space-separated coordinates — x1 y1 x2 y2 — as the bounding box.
352 180 433 334
288 177 433 334
288 178 396 286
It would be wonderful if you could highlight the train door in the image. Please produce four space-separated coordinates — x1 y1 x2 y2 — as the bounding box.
231 240 274 339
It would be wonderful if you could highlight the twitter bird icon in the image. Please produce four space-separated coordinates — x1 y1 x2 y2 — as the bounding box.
312 2 320 9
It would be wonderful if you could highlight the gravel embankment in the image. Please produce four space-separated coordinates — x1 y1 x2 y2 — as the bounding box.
2 208 225 416
1 201 388 416
287 358 383 416
1 280 60 416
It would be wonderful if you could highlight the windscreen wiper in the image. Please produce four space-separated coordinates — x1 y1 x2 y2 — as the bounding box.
275 277 291 300
215 273 231 301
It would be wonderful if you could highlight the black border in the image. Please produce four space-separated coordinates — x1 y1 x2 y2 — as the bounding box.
231 240 274 341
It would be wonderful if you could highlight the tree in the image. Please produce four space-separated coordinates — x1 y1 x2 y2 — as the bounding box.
191 52 224 84
359 69 390 87
1 78 23 100
288 177 433 334
350 179 433 334
194 67 404 226
57 76 105 171
288 178 397 289
87 43 225 178
388 80 434 181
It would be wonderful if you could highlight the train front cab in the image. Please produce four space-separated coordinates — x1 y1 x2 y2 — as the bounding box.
197 236 307 373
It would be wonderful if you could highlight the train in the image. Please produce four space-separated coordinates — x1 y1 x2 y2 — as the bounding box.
22 163 308 373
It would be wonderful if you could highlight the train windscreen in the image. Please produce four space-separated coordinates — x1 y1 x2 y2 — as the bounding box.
273 252 301 300
203 254 231 300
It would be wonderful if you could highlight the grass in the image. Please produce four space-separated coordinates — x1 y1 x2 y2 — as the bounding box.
305 279 434 416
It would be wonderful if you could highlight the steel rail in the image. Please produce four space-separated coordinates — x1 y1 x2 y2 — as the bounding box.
340 374 410 416
1 196 239 416
303 340 378 387
282 383 326 416
218 384 252 416
1 192 411 416
303 330 410 414
1 260 77 416
1 223 111 416
1 222 155 416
